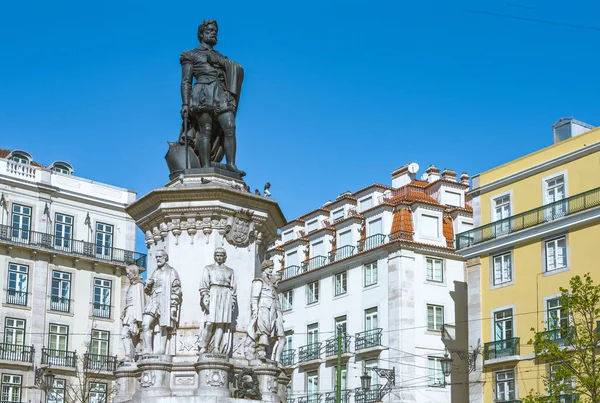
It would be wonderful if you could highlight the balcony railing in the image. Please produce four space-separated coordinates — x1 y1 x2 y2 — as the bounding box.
329 245 355 262
389 230 414 242
323 390 350 403
302 256 327 272
6 289 27 306
355 328 383 351
41 348 77 367
456 187 600 250
298 394 322 403
325 334 351 357
92 303 111 319
541 395 579 403
298 342 322 363
539 327 574 348
358 234 386 252
483 337 520 360
281 349 295 366
0 223 147 268
84 353 118 372
0 343 34 363
355 384 383 403
282 265 301 280
50 296 71 313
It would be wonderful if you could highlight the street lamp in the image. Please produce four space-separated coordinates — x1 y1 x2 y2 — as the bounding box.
440 352 453 378
360 370 371 391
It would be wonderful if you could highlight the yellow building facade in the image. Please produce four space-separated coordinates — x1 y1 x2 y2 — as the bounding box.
457 119 600 403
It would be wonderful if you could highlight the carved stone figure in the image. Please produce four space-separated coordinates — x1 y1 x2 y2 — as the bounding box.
121 264 145 361
142 250 182 354
233 368 261 400
198 248 237 354
245 259 285 361
178 19 245 176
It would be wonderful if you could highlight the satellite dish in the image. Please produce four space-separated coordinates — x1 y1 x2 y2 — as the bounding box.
421 173 429 181
408 163 419 174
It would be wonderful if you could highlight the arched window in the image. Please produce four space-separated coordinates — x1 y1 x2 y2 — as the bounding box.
50 161 73 175
10 153 29 165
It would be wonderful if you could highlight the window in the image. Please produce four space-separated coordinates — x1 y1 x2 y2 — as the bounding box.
48 324 69 366
445 191 462 207
332 209 344 223
365 359 380 385
11 204 31 241
311 241 325 258
286 251 299 268
545 237 567 272
282 290 293 311
426 257 443 282
93 278 112 318
420 214 440 238
52 164 72 175
492 253 512 285
365 307 378 331
545 176 566 218
1 374 22 403
428 357 445 387
88 330 110 370
7 263 28 306
549 362 574 396
307 323 319 345
10 154 29 164
284 333 293 351
493 195 511 235
364 261 378 287
334 272 347 295
89 382 107 403
54 214 73 249
307 219 318 233
51 271 71 312
427 305 444 331
547 298 568 331
96 223 113 257
306 281 319 304
495 370 516 402
335 315 347 335
47 378 66 403
367 218 382 237
306 371 318 395
282 230 294 243
359 196 373 212
494 309 513 341
4 318 25 346
333 365 347 390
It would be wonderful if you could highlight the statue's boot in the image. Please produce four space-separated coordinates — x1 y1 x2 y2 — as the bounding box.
196 136 211 168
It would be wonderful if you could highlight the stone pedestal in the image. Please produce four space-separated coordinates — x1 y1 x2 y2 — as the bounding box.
113 362 139 403
133 355 173 401
195 353 233 398
252 361 281 403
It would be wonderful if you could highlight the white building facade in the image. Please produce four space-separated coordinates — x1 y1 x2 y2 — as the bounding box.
269 164 473 403
0 148 145 403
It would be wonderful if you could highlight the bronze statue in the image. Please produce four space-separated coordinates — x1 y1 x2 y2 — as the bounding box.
177 19 245 176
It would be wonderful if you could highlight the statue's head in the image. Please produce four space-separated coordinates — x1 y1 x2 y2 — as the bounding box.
198 19 218 46
214 247 227 264
261 259 274 275
156 249 169 268
125 264 140 280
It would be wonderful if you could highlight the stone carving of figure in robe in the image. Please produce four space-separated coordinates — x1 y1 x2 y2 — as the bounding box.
142 250 182 354
198 247 237 354
121 264 145 361
245 259 285 361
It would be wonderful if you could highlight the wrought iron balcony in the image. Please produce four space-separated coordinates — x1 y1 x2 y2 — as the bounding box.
41 348 77 367
6 289 27 306
0 343 34 363
329 245 355 262
483 337 520 360
389 230 414 242
358 234 386 252
323 390 350 403
298 394 322 403
456 187 600 250
539 327 574 348
0 223 147 268
540 395 579 403
355 384 383 403
282 265 301 280
281 349 295 366
355 328 383 351
92 303 111 319
302 256 327 272
84 353 118 372
298 342 322 363
50 296 71 313
325 334 351 357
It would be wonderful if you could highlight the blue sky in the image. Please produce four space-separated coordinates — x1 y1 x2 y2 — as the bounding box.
1 0 599 253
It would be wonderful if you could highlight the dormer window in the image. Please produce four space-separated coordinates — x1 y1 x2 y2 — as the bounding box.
9 152 31 165
332 209 344 223
51 162 73 175
359 196 373 212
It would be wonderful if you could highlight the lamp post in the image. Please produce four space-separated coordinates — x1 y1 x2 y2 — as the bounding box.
440 352 453 386
34 366 55 402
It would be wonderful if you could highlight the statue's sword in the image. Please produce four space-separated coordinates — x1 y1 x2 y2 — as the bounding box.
184 115 189 172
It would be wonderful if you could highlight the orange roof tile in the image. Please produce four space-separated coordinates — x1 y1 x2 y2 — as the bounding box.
391 208 413 236
387 184 439 205
0 148 43 168
443 217 454 242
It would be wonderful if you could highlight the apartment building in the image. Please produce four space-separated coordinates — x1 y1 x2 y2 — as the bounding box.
268 163 473 403
0 148 146 403
457 118 600 403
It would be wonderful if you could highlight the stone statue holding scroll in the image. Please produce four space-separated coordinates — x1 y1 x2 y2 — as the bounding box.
199 247 237 354
142 250 182 354
121 264 145 361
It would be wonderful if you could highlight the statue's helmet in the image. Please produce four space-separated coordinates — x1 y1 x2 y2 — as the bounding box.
261 259 274 271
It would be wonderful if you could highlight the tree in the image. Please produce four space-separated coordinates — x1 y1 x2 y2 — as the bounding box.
523 273 600 403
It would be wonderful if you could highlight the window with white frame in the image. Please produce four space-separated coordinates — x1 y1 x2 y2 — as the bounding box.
7 263 28 306
89 382 107 403
282 230 294 243
89 330 110 370
547 298 569 332
286 251 299 268
307 323 319 345
495 369 516 402
306 219 318 233
359 196 373 212
334 271 347 295
494 309 513 341
427 304 444 331
426 257 443 282
492 253 512 285
367 218 383 237
333 365 347 390
306 281 319 304
11 204 31 241
54 214 73 249
9 154 29 165
365 307 378 331
545 175 566 218
311 241 325 257
47 378 66 403
281 290 293 311
549 362 574 396
445 191 462 207
1 374 22 403
47 324 69 366
420 214 440 238
545 237 567 272
93 278 112 318
306 370 318 395
51 271 71 312
95 222 113 257
364 261 378 287
493 194 511 235
4 318 25 347
365 359 380 385
332 209 344 223
428 357 445 387
335 315 347 335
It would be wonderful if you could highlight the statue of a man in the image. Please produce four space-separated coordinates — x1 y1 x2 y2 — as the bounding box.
142 250 182 354
245 259 285 361
199 247 237 354
180 19 245 175
121 264 145 361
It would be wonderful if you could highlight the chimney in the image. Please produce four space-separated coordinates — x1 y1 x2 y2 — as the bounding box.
441 168 457 182
392 163 419 188
552 118 595 144
425 165 440 183
460 172 470 188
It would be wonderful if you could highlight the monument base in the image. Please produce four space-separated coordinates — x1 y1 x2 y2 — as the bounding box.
132 355 173 402
194 353 233 398
113 362 139 403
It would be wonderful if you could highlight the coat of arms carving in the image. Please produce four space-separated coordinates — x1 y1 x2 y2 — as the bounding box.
225 209 255 247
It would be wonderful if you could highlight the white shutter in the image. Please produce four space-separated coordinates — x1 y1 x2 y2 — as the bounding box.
367 219 383 236
339 230 352 247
